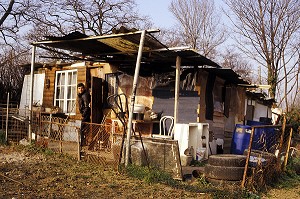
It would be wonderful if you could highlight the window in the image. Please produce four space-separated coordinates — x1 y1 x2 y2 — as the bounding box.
54 70 77 114
104 73 119 107
105 73 119 96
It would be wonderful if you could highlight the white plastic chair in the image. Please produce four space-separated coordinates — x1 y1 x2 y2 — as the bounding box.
152 116 175 139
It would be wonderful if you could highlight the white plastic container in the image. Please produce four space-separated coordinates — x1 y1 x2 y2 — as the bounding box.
174 123 209 159
133 104 145 113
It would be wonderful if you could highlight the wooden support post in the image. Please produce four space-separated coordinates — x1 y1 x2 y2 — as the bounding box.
29 45 36 142
174 56 181 124
241 126 255 188
77 127 81 161
277 115 286 170
283 128 293 171
59 124 63 153
5 92 9 143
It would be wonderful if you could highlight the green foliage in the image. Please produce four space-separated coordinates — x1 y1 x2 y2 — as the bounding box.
269 157 300 189
196 174 210 187
125 165 177 186
190 159 207 167
286 108 300 135
17 142 54 156
125 164 257 198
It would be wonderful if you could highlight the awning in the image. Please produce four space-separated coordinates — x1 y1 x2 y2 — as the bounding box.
203 67 250 85
33 30 220 75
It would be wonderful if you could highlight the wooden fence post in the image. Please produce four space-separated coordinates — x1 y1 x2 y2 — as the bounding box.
277 115 286 171
241 126 255 188
283 128 293 171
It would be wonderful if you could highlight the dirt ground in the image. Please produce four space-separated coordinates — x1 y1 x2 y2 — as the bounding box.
1 145 300 199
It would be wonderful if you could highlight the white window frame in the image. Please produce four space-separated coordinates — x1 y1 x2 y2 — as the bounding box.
54 69 77 114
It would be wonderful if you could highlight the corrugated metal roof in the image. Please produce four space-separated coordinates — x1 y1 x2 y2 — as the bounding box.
246 90 276 104
33 30 220 75
203 67 250 85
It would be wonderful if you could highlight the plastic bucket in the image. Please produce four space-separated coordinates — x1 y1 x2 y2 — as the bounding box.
231 124 252 155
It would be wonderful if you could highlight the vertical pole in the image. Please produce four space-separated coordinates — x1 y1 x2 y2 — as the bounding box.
29 45 36 142
277 115 286 170
125 30 146 167
174 56 181 124
283 128 293 171
5 92 9 143
77 127 81 161
241 126 255 188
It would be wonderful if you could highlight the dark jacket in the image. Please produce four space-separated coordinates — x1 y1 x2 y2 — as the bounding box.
77 90 91 122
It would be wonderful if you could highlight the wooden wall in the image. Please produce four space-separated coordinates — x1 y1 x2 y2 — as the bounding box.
42 64 87 120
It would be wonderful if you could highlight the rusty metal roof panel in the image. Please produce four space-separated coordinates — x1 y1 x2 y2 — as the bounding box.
33 30 221 75
37 30 165 55
203 68 249 85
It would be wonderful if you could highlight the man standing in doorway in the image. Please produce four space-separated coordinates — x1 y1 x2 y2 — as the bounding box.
77 83 91 146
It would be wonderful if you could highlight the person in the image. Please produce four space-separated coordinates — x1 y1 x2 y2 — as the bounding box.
77 83 91 146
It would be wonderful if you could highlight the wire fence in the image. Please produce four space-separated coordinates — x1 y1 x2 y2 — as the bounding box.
0 108 28 143
241 123 293 191
0 107 296 183
0 108 122 170
1 108 183 177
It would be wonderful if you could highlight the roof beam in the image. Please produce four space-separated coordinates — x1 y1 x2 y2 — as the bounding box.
32 29 160 45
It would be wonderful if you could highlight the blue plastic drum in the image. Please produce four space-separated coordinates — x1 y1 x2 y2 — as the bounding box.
231 124 252 155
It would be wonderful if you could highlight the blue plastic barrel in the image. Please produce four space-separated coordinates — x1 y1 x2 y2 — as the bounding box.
231 124 252 155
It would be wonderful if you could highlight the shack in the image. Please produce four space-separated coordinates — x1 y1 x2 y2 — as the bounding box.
20 28 261 177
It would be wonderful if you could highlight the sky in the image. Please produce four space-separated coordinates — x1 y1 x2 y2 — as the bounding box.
135 0 176 28
135 0 229 29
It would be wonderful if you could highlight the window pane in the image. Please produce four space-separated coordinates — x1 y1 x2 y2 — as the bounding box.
59 87 64 99
67 100 76 113
56 87 60 99
61 73 65 85
58 100 64 111
55 100 59 107
56 73 61 85
68 72 72 85
72 72 77 84
67 86 71 99
71 86 76 99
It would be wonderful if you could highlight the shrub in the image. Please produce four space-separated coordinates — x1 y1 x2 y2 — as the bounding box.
286 108 300 136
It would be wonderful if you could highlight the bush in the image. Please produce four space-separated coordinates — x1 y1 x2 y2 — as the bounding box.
286 108 300 135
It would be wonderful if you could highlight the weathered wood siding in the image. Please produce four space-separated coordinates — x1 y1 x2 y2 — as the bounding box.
42 65 87 120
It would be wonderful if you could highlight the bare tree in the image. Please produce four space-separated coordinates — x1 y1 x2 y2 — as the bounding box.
0 47 30 101
0 0 34 101
0 0 34 46
156 27 184 48
26 0 148 39
0 0 151 102
169 0 226 58
225 0 300 110
221 48 253 83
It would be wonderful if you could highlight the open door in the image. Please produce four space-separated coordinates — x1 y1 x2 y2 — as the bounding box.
91 76 103 123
